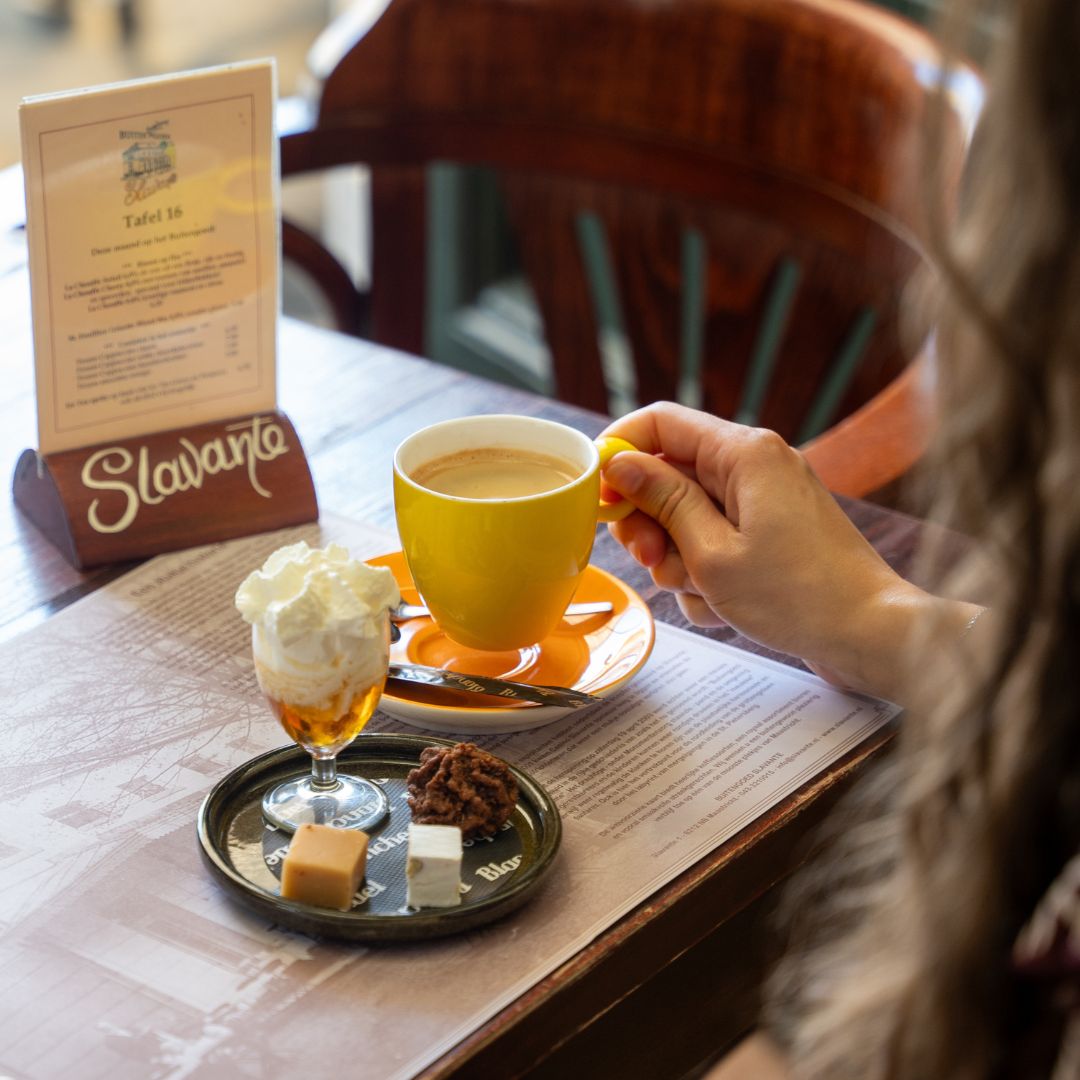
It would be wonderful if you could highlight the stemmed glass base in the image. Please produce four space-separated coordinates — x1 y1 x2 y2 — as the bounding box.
262 757 389 833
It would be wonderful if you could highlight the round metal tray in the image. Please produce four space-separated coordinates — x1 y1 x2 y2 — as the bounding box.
196 732 562 941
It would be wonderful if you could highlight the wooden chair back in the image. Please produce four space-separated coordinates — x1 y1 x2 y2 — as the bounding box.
281 0 982 494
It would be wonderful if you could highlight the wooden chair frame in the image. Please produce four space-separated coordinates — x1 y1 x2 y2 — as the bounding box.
279 0 981 499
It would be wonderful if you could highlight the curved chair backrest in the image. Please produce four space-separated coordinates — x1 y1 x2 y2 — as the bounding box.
281 0 982 494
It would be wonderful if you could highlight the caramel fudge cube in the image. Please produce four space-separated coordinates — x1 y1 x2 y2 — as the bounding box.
406 823 462 908
281 823 369 911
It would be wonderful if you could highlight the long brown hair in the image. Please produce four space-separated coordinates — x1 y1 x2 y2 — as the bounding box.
766 1 1080 1074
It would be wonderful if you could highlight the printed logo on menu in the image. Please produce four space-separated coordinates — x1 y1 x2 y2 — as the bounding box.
120 119 176 205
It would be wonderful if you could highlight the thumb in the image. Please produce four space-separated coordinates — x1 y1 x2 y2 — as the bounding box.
604 451 729 556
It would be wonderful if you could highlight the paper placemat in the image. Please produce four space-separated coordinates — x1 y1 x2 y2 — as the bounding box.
0 515 899 1078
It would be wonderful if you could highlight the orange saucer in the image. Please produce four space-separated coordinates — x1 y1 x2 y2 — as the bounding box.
367 551 655 734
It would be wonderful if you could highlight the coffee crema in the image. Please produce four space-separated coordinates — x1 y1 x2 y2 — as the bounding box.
411 447 581 499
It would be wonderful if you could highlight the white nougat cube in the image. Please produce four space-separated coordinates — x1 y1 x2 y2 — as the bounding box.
406 823 463 908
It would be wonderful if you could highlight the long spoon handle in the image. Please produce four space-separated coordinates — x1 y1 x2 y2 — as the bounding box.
391 600 613 622
386 663 602 708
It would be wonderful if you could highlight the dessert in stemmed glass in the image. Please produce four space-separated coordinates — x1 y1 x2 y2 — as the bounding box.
235 541 400 833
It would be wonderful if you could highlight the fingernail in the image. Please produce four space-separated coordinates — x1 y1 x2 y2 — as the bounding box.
605 456 643 496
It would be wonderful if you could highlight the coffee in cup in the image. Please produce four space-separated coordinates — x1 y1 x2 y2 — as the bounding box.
393 415 633 652
410 447 580 500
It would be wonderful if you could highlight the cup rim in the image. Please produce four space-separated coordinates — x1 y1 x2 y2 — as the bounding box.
393 414 599 504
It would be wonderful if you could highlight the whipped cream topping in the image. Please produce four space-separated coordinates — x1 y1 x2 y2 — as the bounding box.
235 541 401 707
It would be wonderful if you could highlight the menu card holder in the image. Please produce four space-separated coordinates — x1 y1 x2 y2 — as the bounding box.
12 410 318 570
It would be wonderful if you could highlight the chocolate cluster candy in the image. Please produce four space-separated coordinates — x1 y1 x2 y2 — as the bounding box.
406 742 519 840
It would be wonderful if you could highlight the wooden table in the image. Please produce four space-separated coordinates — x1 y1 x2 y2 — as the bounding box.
0 182 927 1078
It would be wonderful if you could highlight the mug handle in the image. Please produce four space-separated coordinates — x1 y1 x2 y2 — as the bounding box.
595 436 638 522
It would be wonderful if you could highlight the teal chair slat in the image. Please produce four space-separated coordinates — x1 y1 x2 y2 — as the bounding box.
575 209 637 415
426 163 467 362
734 257 802 426
678 228 706 411
796 306 878 444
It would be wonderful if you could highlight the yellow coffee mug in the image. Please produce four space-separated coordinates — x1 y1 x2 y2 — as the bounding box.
393 415 635 651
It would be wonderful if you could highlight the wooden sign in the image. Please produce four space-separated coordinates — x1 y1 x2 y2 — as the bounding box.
12 62 319 568
12 411 317 569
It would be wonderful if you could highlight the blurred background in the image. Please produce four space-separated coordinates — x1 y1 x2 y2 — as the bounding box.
0 0 945 169
0 0 956 384
0 0 337 166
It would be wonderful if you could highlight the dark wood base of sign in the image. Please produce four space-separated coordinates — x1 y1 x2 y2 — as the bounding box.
12 411 318 570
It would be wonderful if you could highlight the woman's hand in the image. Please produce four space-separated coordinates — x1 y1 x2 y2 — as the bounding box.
600 402 941 702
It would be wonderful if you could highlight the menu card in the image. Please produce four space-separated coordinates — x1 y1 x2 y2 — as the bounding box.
0 517 901 1079
19 60 278 455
